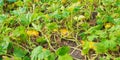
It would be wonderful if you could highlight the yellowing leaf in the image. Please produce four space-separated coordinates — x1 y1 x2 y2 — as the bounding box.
60 28 69 36
27 30 39 37
53 29 58 32
45 14 49 19
61 0 67 4
42 48 47 51
104 23 113 29
68 7 74 12
80 40 96 50
80 40 85 45
89 41 96 50
34 0 39 2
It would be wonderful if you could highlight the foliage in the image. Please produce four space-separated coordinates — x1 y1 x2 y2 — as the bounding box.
0 0 120 60
56 46 73 60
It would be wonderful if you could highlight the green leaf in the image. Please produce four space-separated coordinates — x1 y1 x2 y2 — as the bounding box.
11 7 26 16
87 25 102 34
115 57 120 60
36 37 47 43
96 19 104 25
31 46 43 60
100 57 105 60
47 53 56 60
23 56 30 60
87 35 98 41
41 0 49 3
52 11 62 20
31 46 51 60
13 47 27 58
79 32 86 40
105 15 114 23
81 41 90 55
13 26 25 37
95 30 107 39
0 14 7 23
47 22 58 31
32 23 42 31
62 10 70 18
0 37 9 55
12 56 22 60
31 13 40 21
0 0 4 6
56 46 70 56
95 42 108 54
104 40 117 51
7 0 17 3
73 6 81 12
58 54 73 60
114 18 120 25
15 1 23 7
71 0 79 3
19 13 31 26
38 49 50 60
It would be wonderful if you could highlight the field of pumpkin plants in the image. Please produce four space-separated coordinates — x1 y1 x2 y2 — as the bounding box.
0 0 120 60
